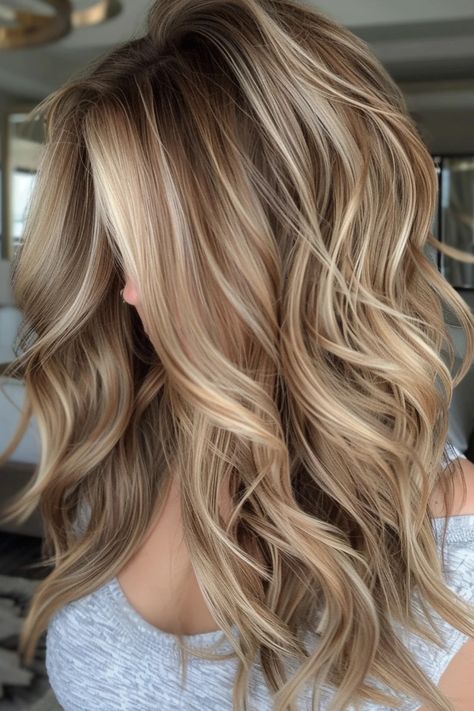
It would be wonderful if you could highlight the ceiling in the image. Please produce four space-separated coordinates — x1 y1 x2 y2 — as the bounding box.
0 0 473 102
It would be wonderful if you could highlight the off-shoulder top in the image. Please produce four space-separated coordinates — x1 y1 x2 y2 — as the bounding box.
45 441 474 710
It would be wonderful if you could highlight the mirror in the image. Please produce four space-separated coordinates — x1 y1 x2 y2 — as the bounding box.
437 155 474 289
1 107 44 262
424 155 474 287
0 107 44 373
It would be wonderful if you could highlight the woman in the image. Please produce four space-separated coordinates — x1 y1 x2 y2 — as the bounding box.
0 1 473 709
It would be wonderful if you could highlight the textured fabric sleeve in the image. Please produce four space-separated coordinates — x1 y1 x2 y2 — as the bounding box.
389 515 474 711
420 516 474 686
444 438 467 462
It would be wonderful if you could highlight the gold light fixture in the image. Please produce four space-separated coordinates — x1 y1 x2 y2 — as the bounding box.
0 0 122 50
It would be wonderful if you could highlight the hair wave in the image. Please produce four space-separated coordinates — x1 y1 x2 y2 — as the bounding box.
1 1 474 709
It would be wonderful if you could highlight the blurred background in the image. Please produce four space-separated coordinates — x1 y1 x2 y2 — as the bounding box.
0 2 473 708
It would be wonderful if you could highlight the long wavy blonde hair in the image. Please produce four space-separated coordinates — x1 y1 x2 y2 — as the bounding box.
1 1 474 709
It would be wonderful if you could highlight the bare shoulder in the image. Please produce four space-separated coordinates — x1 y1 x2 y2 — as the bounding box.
428 456 474 517
417 637 474 711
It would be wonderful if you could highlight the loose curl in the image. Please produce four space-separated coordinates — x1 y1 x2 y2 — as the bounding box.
1 1 474 709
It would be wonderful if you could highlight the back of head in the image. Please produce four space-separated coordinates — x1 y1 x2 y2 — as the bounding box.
1 2 474 710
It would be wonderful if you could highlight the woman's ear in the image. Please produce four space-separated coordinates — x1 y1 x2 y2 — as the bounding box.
122 276 148 335
122 276 140 306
